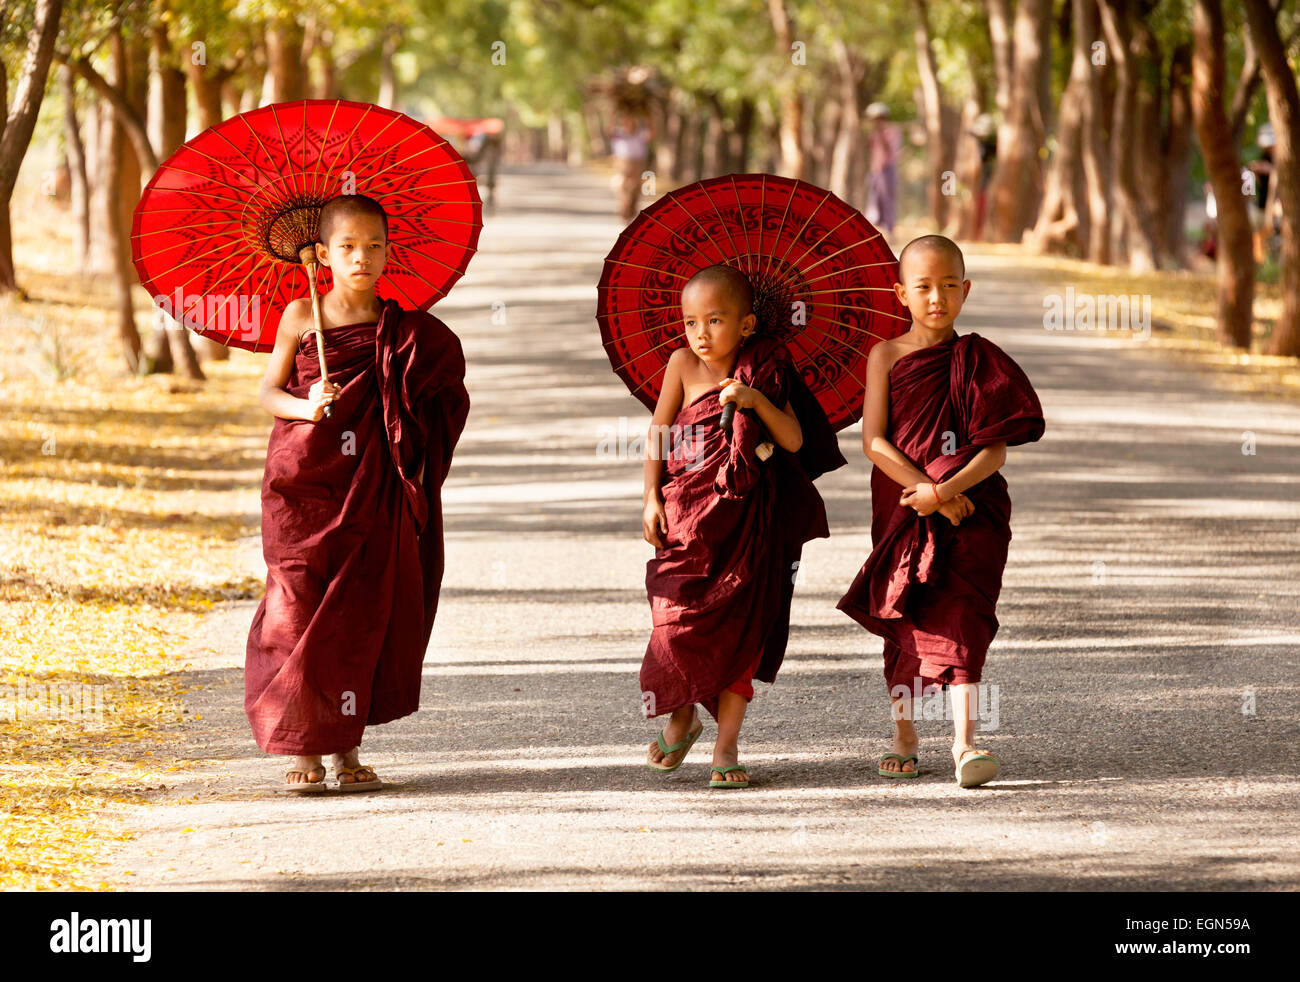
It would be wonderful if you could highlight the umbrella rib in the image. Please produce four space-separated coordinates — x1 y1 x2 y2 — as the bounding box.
306 99 340 202
382 177 481 196
131 223 245 264
701 179 747 272
137 235 260 285
365 147 465 185
662 194 736 269
621 206 730 270
603 257 694 281
784 210 863 272
726 175 756 279
202 117 289 188
811 301 915 325
145 158 261 195
614 332 685 378
816 310 913 338
599 313 683 346
772 187 834 272
757 176 798 287
630 358 670 400
381 268 428 312
798 236 891 278
782 330 857 423
799 258 904 288
335 107 407 184
389 235 475 275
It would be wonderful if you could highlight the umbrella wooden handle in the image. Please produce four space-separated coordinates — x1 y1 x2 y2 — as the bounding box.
720 400 737 434
299 246 332 418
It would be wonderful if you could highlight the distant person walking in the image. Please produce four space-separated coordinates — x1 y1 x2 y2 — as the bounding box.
611 112 652 223
864 102 902 238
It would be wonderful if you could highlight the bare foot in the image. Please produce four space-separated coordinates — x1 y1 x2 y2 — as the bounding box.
330 747 378 785
880 721 918 775
709 749 749 787
647 706 700 768
286 755 325 786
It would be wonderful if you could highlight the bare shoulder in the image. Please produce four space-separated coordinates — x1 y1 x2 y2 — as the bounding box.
668 344 701 377
281 298 311 341
869 335 908 373
666 345 693 368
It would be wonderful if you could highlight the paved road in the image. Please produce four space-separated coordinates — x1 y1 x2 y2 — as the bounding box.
103 164 1300 890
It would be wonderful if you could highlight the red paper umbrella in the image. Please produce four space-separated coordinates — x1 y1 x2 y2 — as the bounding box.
597 173 910 431
131 99 482 354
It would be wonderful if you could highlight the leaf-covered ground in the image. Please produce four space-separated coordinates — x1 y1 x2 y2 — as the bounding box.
0 195 268 889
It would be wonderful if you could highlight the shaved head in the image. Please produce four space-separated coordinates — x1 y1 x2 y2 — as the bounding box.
319 193 389 245
898 234 966 280
683 263 753 314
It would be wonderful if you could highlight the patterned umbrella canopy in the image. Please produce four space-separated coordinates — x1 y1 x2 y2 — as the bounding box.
597 173 909 431
131 99 482 351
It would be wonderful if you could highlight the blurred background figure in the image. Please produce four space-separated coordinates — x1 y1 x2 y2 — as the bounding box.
864 102 901 238
1246 123 1279 264
430 117 505 213
969 113 997 242
610 110 652 223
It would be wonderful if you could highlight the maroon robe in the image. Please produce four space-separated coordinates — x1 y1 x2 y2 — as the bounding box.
838 332 1043 691
245 298 469 755
641 337 845 721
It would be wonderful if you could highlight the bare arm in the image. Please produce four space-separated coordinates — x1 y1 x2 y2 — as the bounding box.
642 350 686 547
935 443 1006 501
861 343 931 488
258 301 337 421
718 381 802 452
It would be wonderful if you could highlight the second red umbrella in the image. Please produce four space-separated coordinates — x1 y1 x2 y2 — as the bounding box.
597 173 909 432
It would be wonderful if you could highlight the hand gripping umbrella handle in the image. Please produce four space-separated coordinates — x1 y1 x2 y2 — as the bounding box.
721 402 772 460
720 400 737 434
299 246 332 418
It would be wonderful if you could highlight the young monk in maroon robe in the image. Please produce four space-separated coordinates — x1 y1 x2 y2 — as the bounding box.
641 265 844 788
247 194 469 792
838 235 1043 788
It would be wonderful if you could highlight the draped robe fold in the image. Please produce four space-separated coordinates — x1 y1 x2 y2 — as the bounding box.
837 332 1043 691
245 298 469 754
641 337 845 721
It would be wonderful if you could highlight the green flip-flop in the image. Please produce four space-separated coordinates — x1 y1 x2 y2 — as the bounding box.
647 720 703 771
956 749 1000 788
709 764 751 789
878 753 920 779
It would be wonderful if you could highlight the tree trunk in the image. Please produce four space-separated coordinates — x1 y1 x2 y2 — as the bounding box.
186 55 225 132
806 94 836 187
60 64 90 275
913 0 954 230
146 18 205 379
827 42 861 201
657 97 684 181
316 28 338 99
985 0 1014 118
377 25 399 108
768 0 805 179
987 0 1050 242
1243 0 1300 357
1098 0 1162 270
1027 16 1086 256
266 14 305 103
101 30 143 371
1074 0 1110 263
733 98 755 173
1161 42 1194 268
0 0 64 295
702 94 725 177
690 105 707 182
1190 0 1254 348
